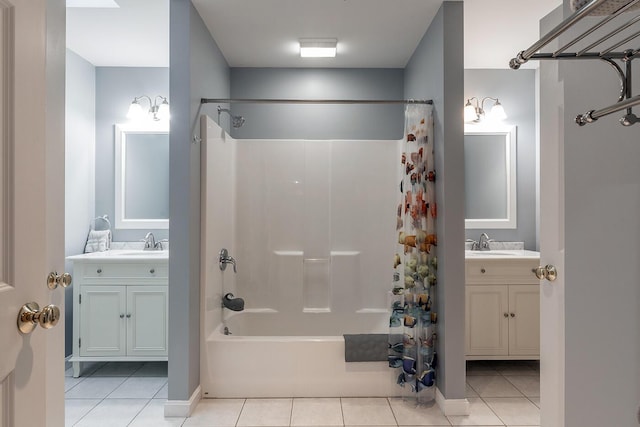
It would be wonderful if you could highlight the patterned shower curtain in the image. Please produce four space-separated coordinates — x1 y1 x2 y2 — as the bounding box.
389 103 437 398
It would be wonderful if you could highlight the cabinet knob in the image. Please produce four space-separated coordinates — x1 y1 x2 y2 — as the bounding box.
503 312 509 318
97 268 102 274
126 314 131 318
480 268 486 274
120 314 125 319
510 313 515 317
149 268 155 274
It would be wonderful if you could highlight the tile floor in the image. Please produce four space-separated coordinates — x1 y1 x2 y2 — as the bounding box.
65 360 540 427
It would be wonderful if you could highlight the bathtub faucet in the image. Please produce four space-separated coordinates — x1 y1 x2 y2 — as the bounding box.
222 293 245 311
219 248 237 273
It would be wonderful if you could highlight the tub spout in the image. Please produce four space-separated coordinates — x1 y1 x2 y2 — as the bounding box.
222 293 245 311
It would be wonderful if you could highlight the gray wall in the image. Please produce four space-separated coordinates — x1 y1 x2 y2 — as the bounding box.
464 69 537 249
404 1 466 400
169 0 230 401
64 49 96 357
95 67 169 242
229 68 404 139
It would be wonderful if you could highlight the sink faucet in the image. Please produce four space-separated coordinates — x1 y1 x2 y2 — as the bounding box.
465 239 480 251
478 233 492 251
143 232 165 251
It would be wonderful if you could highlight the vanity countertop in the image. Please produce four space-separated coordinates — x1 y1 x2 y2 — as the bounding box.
465 249 540 260
67 249 168 262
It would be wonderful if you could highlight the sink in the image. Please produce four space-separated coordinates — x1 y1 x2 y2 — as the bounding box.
465 250 519 256
103 250 168 257
118 250 167 256
465 249 540 259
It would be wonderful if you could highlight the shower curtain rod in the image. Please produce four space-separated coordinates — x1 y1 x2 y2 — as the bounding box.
200 98 433 105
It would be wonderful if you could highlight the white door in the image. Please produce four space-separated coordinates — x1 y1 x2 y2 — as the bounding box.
538 57 565 426
0 0 65 426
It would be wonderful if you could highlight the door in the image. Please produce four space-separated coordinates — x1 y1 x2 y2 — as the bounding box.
80 287 126 357
0 0 65 426
508 285 540 356
127 286 168 356
539 50 565 426
465 285 509 356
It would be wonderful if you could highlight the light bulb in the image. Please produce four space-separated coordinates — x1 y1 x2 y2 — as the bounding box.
157 101 170 121
489 101 507 121
126 100 145 120
464 103 478 122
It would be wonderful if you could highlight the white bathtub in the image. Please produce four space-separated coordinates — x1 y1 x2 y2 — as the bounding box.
201 310 398 398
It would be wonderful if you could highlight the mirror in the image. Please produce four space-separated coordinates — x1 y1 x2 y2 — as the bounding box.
464 125 517 229
114 122 169 229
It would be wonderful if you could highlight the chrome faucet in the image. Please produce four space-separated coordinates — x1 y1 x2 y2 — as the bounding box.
219 248 237 273
466 239 480 251
478 233 492 251
143 232 157 250
142 232 165 250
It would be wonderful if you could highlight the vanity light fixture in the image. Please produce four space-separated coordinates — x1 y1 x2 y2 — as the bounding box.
299 38 337 58
126 95 170 121
464 96 507 122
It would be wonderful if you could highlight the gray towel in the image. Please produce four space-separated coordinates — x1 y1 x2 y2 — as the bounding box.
343 334 388 362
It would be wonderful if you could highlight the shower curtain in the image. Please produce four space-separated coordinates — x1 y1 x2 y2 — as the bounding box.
389 104 437 399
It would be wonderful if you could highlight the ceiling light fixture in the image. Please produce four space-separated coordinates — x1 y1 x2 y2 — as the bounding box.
299 38 337 58
464 96 507 123
126 95 170 121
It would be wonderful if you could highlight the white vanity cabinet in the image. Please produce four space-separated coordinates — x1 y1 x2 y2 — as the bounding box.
68 252 168 377
465 253 540 360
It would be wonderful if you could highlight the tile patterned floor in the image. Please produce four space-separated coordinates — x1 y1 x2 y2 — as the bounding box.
65 361 540 427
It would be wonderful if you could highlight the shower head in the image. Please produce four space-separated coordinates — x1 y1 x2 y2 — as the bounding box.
217 106 246 128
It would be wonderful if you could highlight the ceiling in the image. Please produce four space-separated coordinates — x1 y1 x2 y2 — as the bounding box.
66 0 169 67
66 0 561 69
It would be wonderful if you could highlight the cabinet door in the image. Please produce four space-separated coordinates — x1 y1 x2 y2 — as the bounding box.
466 285 509 356
80 286 126 357
127 286 168 357
508 285 540 356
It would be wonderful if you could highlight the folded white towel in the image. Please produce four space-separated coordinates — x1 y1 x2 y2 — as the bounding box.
84 229 111 253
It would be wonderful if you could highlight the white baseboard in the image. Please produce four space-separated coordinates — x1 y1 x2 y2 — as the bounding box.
164 385 202 418
64 355 72 371
435 387 469 416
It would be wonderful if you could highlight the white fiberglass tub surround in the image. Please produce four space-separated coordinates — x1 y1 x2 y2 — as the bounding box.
200 116 399 398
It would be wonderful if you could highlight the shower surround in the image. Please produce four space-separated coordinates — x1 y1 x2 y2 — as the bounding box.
200 115 400 397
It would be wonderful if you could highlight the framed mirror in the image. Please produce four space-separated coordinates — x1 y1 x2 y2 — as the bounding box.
114 122 170 229
464 125 517 229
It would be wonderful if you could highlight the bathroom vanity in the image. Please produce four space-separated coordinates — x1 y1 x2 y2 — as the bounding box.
67 250 169 377
465 250 540 360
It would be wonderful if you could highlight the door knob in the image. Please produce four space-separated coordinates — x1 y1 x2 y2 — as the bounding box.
47 271 72 289
17 302 61 334
533 265 558 281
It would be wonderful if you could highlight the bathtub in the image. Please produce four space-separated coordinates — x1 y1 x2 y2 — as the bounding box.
201 310 398 398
